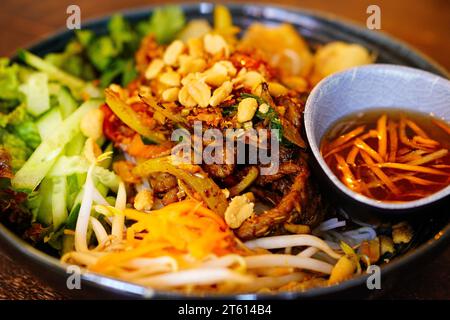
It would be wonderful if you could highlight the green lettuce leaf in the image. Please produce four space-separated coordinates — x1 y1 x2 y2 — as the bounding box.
137 6 186 44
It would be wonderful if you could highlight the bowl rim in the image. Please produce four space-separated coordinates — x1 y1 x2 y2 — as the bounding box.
1 2 449 299
304 64 450 211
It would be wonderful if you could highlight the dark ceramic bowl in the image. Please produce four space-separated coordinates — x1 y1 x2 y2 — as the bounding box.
1 3 449 299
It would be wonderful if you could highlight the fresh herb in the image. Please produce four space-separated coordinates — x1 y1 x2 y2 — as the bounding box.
239 92 284 141
221 104 237 116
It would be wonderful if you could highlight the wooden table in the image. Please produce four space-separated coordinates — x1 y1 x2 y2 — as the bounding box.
0 0 449 300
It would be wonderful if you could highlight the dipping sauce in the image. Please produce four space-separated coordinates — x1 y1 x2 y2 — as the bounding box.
320 109 450 202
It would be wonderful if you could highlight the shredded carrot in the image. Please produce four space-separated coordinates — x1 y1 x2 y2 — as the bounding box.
360 152 400 194
396 149 427 163
407 149 448 166
387 120 398 162
354 138 384 163
322 113 449 201
323 130 377 159
393 174 443 186
378 163 449 176
346 146 359 165
432 119 450 136
334 154 359 191
399 117 417 149
412 136 440 147
405 118 429 138
325 125 365 152
377 114 388 160
90 200 238 274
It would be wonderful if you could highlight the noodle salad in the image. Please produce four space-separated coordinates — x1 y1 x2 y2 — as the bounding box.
0 5 414 294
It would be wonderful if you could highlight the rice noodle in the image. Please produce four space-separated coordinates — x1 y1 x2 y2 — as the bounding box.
243 255 334 274
244 234 342 259
134 268 252 288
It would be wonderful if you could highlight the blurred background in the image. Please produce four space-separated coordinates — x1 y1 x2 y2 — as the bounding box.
0 0 449 299
1 0 449 70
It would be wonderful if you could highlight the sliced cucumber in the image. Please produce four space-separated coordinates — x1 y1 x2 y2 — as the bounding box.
12 99 102 192
52 176 68 229
36 108 63 140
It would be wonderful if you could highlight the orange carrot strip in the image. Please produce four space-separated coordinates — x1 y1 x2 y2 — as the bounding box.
412 136 440 147
405 118 429 138
396 149 428 163
360 151 400 194
346 146 359 165
378 162 449 175
323 130 378 159
334 154 359 191
387 120 398 162
355 138 384 163
432 164 450 169
407 149 448 166
397 147 411 156
394 174 442 186
432 119 450 136
377 114 388 160
399 117 416 148
326 125 366 151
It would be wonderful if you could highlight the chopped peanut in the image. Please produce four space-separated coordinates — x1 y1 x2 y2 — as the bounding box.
209 81 233 107
203 34 229 57
134 189 154 211
178 55 207 75
178 86 197 107
241 71 265 90
145 58 165 80
80 108 104 140
83 138 102 163
186 79 211 108
161 87 180 102
224 195 254 229
203 62 229 87
159 71 181 87
163 40 185 66
187 38 204 58
268 82 288 97
237 97 258 123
